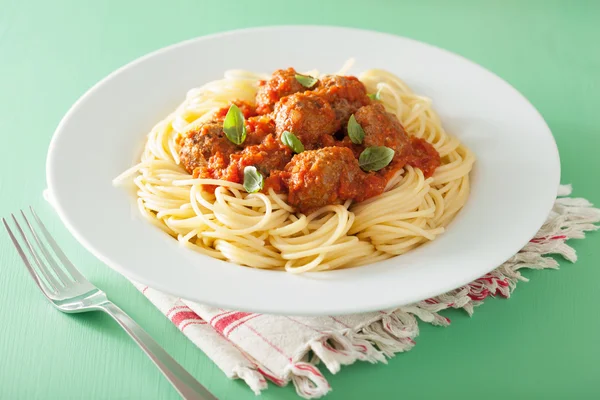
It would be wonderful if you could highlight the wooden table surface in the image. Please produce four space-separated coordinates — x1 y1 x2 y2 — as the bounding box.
1 0 599 398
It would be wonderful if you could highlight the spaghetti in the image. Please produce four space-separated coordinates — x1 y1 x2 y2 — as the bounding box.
114 66 475 273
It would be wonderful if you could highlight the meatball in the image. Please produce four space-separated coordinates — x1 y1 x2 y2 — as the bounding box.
178 122 238 174
284 147 385 213
354 103 412 160
255 68 308 114
315 75 370 125
274 92 340 149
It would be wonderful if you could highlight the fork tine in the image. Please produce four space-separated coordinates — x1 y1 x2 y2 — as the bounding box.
20 210 72 286
3 216 57 296
29 207 87 283
11 214 63 292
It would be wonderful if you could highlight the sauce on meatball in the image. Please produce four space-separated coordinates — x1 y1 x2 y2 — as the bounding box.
255 68 310 114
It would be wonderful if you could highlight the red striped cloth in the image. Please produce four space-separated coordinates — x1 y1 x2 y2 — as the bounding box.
133 185 599 398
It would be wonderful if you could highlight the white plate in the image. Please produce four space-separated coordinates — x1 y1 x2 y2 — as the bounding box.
46 26 560 316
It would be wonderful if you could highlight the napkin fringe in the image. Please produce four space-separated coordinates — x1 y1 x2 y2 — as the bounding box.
232 366 268 395
279 311 423 398
354 312 419 357
314 331 388 372
287 362 330 398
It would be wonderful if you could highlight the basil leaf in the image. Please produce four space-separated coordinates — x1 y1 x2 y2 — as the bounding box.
295 73 318 88
281 131 304 153
359 146 395 171
243 166 264 193
347 115 365 144
368 88 382 101
223 104 247 145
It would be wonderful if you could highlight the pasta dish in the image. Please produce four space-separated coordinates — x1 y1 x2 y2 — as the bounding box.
114 62 475 273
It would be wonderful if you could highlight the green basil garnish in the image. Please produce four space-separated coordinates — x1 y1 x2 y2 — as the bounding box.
359 146 395 171
223 104 247 145
281 131 304 154
368 88 382 101
243 166 264 193
347 115 365 144
295 73 318 88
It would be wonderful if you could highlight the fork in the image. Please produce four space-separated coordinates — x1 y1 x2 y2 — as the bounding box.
3 207 217 400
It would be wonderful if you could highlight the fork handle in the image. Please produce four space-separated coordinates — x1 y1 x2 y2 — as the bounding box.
99 301 217 400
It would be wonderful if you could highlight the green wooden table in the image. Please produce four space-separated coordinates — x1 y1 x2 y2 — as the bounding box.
1 0 599 398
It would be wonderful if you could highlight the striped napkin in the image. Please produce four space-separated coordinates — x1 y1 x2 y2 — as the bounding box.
131 184 599 398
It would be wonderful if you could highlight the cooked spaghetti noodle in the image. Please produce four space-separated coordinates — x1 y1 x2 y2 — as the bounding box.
114 66 474 273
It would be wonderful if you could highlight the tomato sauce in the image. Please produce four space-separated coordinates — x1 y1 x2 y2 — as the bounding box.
406 137 441 178
214 100 257 121
179 67 441 212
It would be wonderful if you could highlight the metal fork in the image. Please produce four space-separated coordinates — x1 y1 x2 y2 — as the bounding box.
3 207 217 400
